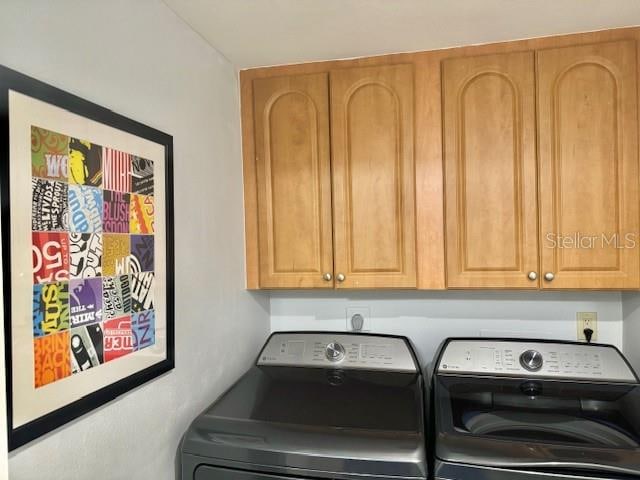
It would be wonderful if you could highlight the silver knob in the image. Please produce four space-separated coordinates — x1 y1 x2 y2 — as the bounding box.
520 350 544 371
527 271 537 281
325 342 345 362
323 273 332 281
336 273 346 282
544 272 555 281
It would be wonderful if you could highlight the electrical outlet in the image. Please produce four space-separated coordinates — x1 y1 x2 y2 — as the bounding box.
346 306 370 331
577 312 598 342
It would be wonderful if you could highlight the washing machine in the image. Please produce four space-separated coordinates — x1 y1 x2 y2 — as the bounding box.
432 338 640 480
180 332 427 480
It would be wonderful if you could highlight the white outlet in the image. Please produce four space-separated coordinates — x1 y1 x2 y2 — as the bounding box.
346 306 370 331
577 312 598 342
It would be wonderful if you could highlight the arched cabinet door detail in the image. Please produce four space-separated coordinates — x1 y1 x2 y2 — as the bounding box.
442 51 539 288
330 64 417 288
253 73 334 288
537 40 639 289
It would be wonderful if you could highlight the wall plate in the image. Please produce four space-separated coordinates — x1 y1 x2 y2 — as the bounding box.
577 311 598 342
346 306 370 331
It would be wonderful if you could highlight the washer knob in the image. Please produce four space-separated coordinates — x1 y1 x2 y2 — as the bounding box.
520 349 544 372
325 342 345 362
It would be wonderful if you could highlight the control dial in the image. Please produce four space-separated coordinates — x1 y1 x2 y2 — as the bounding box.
325 342 345 362
520 349 544 372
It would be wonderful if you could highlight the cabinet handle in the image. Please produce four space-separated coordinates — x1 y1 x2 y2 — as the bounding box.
323 273 332 281
336 273 346 283
544 272 555 281
527 271 538 281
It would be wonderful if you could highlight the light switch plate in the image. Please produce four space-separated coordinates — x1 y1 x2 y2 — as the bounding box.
577 311 598 342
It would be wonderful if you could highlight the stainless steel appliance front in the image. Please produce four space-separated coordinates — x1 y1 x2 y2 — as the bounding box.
181 332 426 480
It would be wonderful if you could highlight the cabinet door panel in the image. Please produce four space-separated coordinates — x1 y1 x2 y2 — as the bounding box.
253 74 334 288
537 40 639 289
330 64 417 288
443 52 539 288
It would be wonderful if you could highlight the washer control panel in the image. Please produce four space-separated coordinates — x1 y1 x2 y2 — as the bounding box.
258 333 416 372
438 340 637 383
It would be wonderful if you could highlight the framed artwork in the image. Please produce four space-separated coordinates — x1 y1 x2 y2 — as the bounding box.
0 65 174 449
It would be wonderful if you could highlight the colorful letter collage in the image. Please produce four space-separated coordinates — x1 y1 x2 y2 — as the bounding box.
31 126 157 388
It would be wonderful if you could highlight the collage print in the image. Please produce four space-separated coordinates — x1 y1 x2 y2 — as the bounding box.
31 126 157 388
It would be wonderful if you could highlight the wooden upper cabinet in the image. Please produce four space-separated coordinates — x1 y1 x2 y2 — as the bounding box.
242 29 640 291
252 73 334 288
330 64 417 288
537 41 640 289
442 52 539 288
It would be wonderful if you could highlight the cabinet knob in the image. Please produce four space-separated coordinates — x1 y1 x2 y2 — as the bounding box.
527 271 538 281
336 273 346 283
544 272 555 281
322 273 332 281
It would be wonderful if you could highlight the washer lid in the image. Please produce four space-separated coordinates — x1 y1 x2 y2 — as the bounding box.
464 411 638 448
434 374 640 477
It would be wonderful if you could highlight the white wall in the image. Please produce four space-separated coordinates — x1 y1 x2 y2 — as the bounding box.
622 293 640 372
271 291 623 367
0 1 270 479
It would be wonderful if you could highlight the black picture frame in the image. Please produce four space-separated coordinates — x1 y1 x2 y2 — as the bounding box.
0 64 175 450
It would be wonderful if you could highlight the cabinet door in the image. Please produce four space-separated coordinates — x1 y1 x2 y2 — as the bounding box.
253 74 334 288
330 64 417 288
537 41 639 289
442 52 539 288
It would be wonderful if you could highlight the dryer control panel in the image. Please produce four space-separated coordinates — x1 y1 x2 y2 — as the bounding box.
257 333 417 372
437 340 637 383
